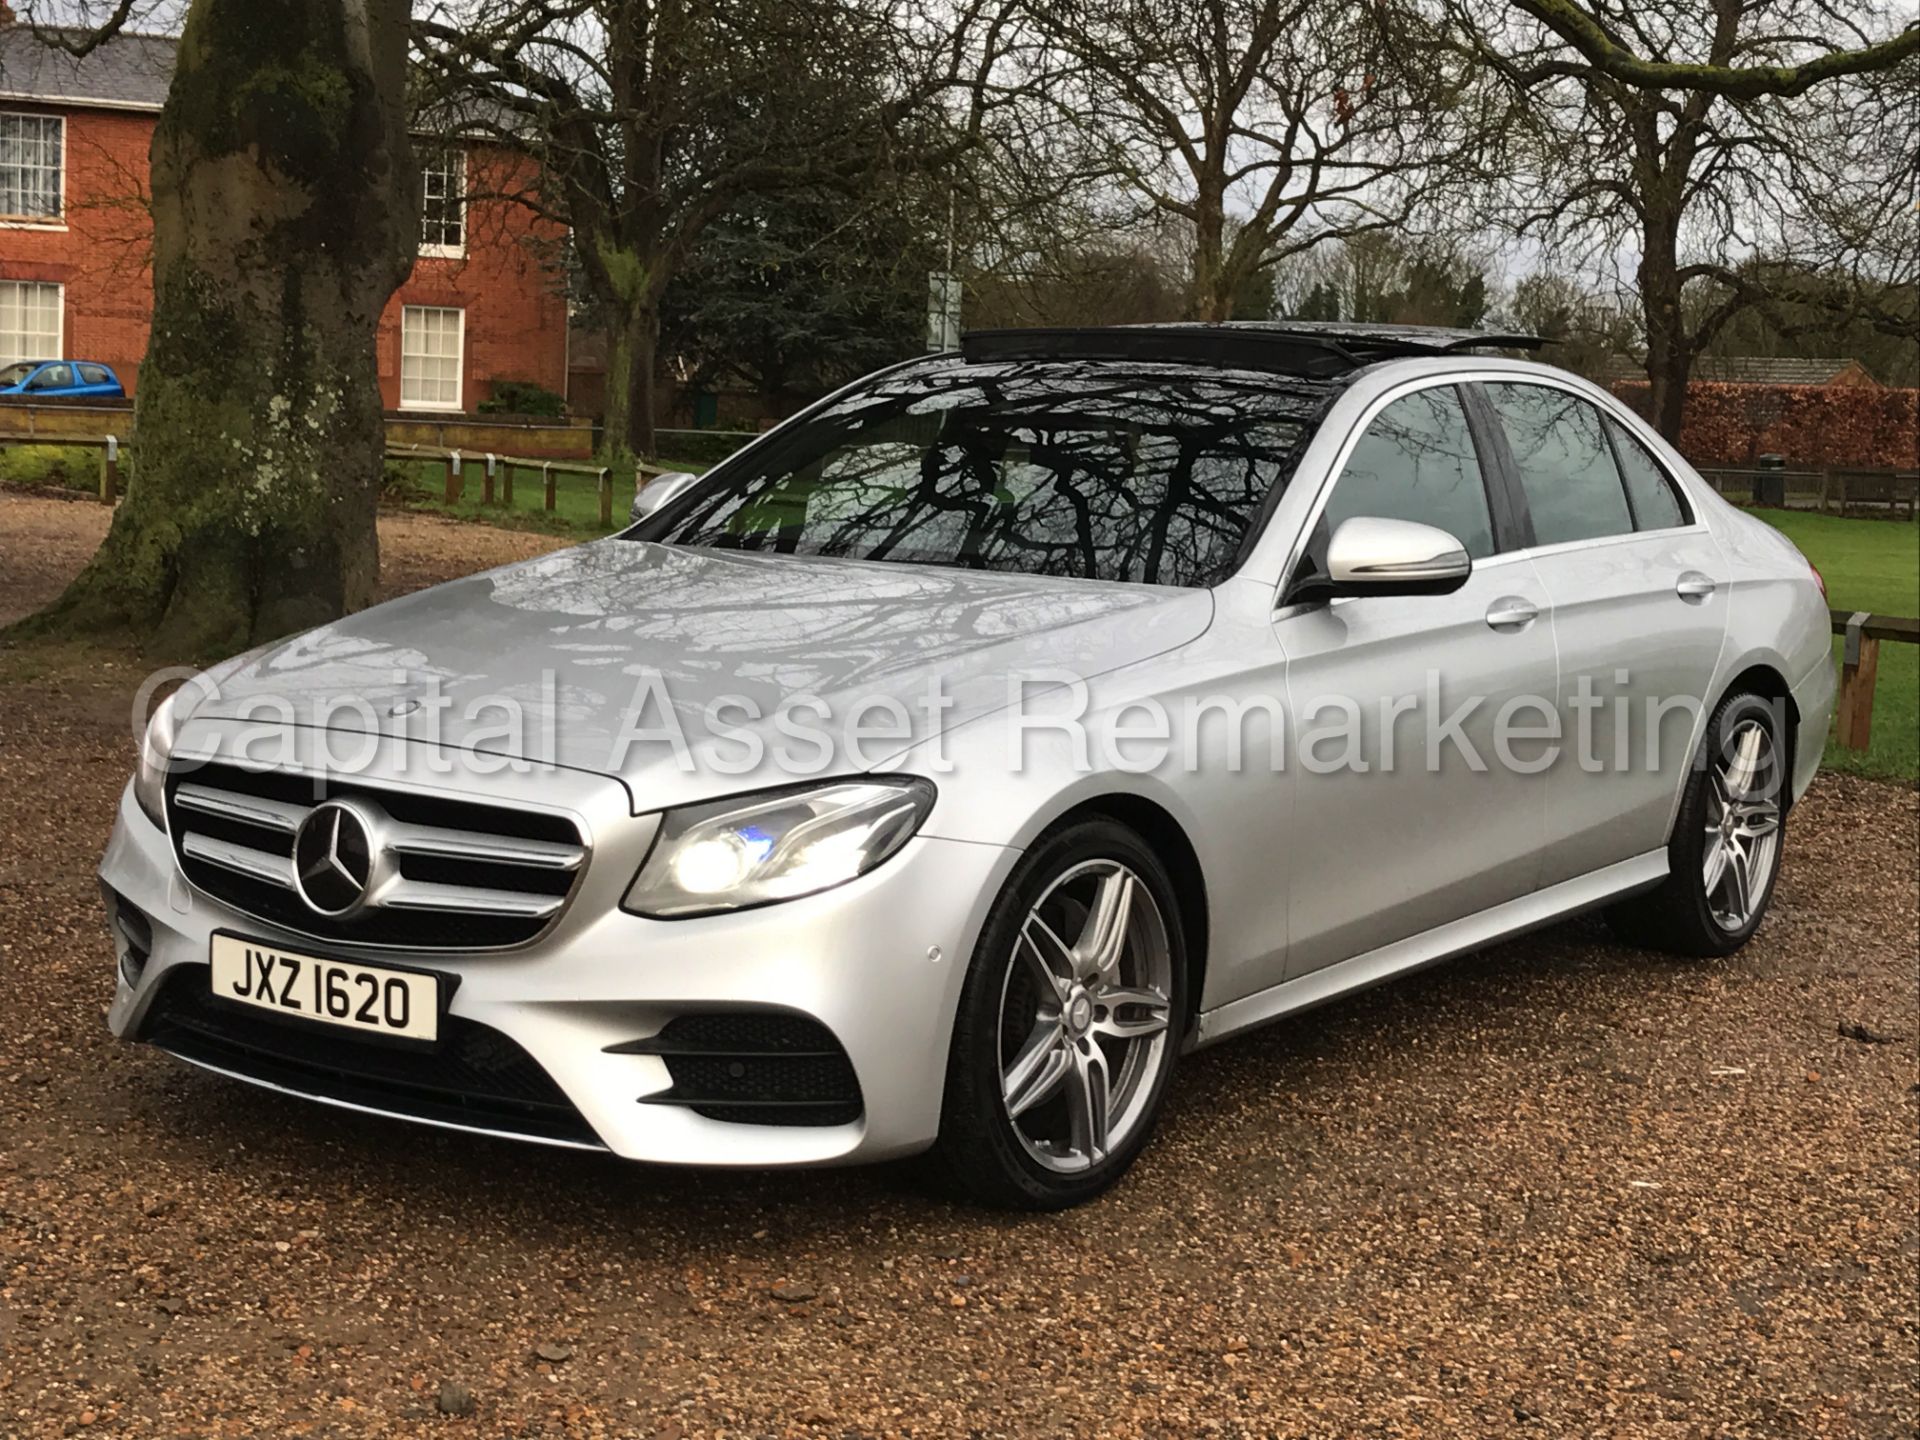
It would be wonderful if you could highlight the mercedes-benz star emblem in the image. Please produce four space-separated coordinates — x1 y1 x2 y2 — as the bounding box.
292 801 377 916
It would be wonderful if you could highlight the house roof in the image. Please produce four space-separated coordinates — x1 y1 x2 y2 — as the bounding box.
1692 356 1876 386
1599 354 1879 387
0 28 519 136
0 26 176 112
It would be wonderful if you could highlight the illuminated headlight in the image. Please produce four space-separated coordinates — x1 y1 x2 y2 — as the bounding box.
624 778 936 918
133 690 184 832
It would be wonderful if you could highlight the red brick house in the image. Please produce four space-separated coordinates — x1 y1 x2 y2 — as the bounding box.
0 26 568 414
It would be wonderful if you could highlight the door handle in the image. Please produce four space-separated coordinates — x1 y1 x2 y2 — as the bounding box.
1485 598 1539 631
1676 573 1717 602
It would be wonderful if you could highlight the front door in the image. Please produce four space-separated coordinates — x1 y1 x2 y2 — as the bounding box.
1277 383 1559 977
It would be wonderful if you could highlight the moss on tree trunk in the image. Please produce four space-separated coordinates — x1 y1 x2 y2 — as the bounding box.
12 0 416 659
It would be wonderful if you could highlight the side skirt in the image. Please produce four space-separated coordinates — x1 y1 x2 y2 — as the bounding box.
1190 849 1669 1051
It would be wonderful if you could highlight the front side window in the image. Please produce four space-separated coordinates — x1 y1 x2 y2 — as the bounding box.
420 149 465 254
1605 418 1691 531
1484 382 1634 547
1320 386 1496 559
400 305 463 410
0 280 61 365
26 362 71 390
640 361 1328 587
0 113 63 220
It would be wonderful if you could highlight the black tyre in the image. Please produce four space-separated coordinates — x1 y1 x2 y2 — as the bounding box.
1606 690 1788 957
929 819 1186 1210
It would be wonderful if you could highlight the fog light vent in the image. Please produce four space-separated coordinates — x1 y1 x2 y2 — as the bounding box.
105 887 153 986
611 1012 862 1127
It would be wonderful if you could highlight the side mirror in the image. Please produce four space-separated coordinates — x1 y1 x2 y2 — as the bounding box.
629 470 700 524
1324 516 1472 597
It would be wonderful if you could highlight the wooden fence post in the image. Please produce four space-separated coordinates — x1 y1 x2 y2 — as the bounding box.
481 453 496 505
100 434 119 504
1836 611 1880 752
597 467 612 527
444 450 463 504
543 463 555 512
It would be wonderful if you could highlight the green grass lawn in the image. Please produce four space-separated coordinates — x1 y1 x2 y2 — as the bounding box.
389 456 710 536
1758 510 1918 781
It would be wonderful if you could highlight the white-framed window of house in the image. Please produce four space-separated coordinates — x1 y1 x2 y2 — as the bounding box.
0 113 65 223
400 305 464 411
419 148 466 256
0 280 63 365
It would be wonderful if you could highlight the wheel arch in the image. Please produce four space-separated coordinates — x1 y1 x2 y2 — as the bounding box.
1037 793 1211 1031
1717 661 1802 811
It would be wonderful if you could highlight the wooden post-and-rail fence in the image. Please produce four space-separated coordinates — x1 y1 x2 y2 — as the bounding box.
1830 608 1918 753
0 428 669 527
395 445 674 527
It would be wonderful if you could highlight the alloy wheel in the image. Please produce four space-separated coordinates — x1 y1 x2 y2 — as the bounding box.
1702 718 1781 932
996 859 1174 1174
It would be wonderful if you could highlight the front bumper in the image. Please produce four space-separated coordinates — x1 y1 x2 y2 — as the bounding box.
101 779 1018 1167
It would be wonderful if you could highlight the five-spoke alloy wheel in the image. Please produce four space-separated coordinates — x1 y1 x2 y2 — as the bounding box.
1701 716 1782 933
1608 688 1788 957
998 859 1175 1173
934 820 1186 1209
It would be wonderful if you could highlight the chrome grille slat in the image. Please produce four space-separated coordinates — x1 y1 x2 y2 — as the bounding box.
165 763 589 950
181 833 297 889
379 878 567 919
174 783 311 834
384 822 584 871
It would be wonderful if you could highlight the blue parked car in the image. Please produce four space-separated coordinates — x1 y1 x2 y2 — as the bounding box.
0 360 125 399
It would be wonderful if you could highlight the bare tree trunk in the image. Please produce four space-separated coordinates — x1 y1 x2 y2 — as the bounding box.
625 301 660 461
1638 226 1691 442
12 0 416 658
599 300 661 462
602 312 633 466
1189 183 1231 321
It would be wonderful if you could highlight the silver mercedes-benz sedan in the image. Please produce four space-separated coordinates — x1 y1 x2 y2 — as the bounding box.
100 323 1835 1208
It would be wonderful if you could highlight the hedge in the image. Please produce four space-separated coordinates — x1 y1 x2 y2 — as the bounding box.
1610 381 1918 470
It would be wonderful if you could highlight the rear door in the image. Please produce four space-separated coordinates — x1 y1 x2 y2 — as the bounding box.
75 364 117 396
1477 381 1729 886
1277 381 1558 977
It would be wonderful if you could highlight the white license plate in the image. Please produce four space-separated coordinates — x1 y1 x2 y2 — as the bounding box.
209 936 439 1042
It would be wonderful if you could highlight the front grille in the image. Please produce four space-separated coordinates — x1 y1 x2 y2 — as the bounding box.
616 1013 863 1127
164 761 586 950
140 967 601 1146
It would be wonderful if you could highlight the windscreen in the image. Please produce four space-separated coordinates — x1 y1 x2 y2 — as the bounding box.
640 362 1330 587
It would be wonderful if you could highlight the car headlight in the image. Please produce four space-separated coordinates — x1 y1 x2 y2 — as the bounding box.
133 689 184 832
624 778 936 918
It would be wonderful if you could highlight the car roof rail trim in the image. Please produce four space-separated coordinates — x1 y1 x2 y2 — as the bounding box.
958 325 1361 378
1248 322 1545 355
959 323 1544 376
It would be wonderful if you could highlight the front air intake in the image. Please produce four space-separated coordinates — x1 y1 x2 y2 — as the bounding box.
615 1013 863 1127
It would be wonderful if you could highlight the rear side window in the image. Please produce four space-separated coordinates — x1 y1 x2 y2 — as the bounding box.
1484 382 1633 547
78 364 110 385
1606 418 1690 530
1322 386 1496 559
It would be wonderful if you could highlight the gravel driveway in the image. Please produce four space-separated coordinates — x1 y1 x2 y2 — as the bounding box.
1 491 1913 1437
